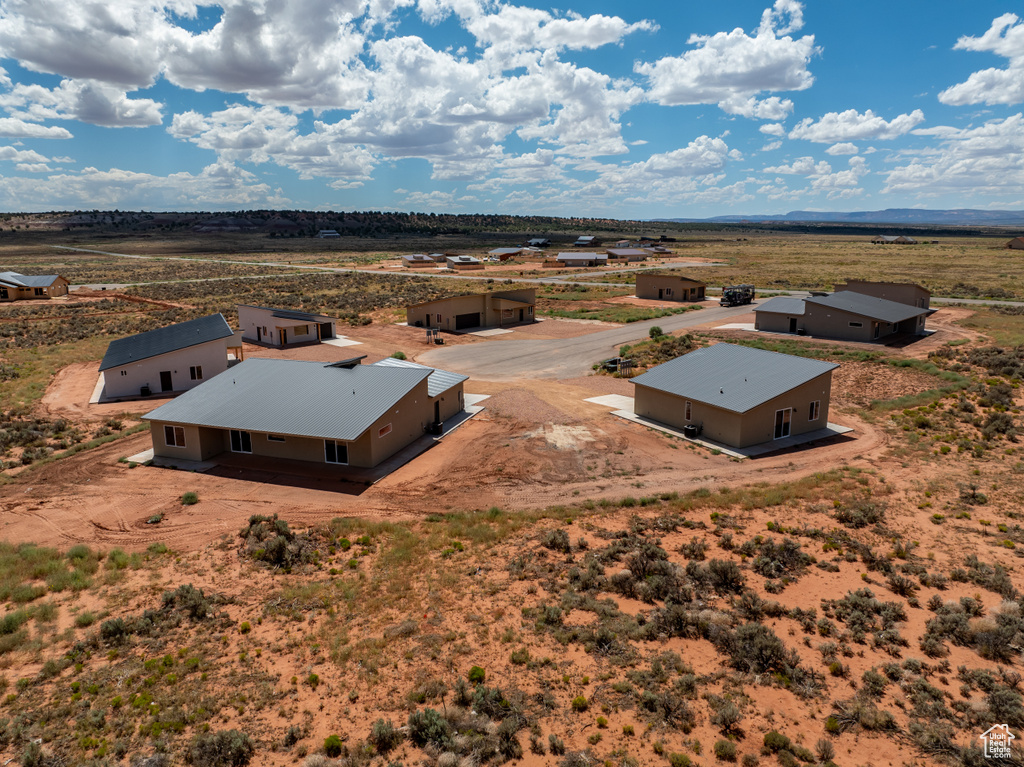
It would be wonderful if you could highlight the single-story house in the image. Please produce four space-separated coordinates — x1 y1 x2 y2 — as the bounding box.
527 238 550 247
574 235 598 247
489 248 524 261
446 255 484 271
238 305 337 347
632 343 839 449
872 235 917 244
100 313 238 399
755 292 932 341
644 246 673 256
142 356 467 470
406 288 536 331
1006 237 1024 250
635 273 706 302
316 229 341 238
834 279 930 308
606 248 648 263
402 254 439 268
553 252 608 267
0 272 70 301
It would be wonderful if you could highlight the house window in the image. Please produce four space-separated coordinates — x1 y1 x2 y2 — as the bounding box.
120 370 127 376
229 430 252 453
378 423 393 438
164 425 186 448
293 324 308 336
664 288 673 297
527 306 533 316
849 321 863 328
325 440 348 465
809 400 820 421
0 287 7 299
267 434 286 443
34 288 45 296
684 401 692 421
190 365 203 380
436 313 442 324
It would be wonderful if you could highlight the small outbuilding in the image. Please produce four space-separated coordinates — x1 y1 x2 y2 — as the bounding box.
632 343 838 449
635 273 706 302
0 272 69 301
834 279 930 308
406 289 536 331
316 229 341 238
142 357 467 470
100 313 238 399
1006 237 1024 250
238 305 337 347
488 248 524 261
446 255 484 271
755 292 932 341
574 235 598 247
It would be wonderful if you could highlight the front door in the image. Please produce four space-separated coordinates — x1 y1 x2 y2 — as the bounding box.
774 408 792 439
159 371 173 392
434 401 441 423
658 288 664 299
256 327 261 342
789 317 797 333
280 329 287 345
519 309 524 322
230 430 252 453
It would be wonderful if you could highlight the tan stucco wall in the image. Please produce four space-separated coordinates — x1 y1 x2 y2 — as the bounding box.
754 312 801 333
636 274 707 301
835 281 930 309
407 291 535 330
238 306 334 345
103 339 230 399
634 371 833 448
802 304 894 342
0 278 69 301
432 383 465 423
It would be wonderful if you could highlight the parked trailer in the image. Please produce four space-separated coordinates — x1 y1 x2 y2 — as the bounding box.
720 284 755 307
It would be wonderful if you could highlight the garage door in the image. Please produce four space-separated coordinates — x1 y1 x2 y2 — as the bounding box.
455 312 481 330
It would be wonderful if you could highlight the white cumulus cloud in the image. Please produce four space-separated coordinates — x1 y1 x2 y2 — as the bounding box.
788 109 924 143
939 13 1024 106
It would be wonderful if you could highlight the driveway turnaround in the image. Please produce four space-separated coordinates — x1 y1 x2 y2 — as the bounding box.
417 302 756 380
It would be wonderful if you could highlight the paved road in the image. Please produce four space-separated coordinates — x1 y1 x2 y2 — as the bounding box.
418 302 757 380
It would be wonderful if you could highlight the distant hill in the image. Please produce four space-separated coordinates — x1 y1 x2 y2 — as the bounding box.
663 208 1024 226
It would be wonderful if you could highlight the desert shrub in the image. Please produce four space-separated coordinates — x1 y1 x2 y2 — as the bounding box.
543 529 571 554
711 701 743 733
185 729 255 767
835 500 885 528
162 584 213 621
649 326 664 340
548 734 566 755
181 491 199 506
762 731 791 753
100 617 130 645
468 665 486 685
708 559 745 594
324 735 343 758
571 695 588 712
743 537 810 580
408 708 452 749
668 754 691 767
714 740 737 762
369 719 403 754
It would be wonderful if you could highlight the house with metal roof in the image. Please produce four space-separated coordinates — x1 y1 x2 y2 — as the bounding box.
488 248 524 261
635 273 706 302
834 279 930 308
445 255 484 271
755 291 932 341
574 235 598 247
527 238 550 247
552 252 608 267
871 235 917 244
316 229 340 238
606 248 648 263
99 313 239 400
632 343 839 449
402 254 439 268
1006 237 1024 250
406 288 535 331
142 356 466 469
0 272 69 301
237 304 337 347
372 357 468 424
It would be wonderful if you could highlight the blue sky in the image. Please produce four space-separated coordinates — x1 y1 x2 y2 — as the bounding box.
0 0 1021 217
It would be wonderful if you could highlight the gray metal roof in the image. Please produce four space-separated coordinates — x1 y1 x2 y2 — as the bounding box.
447 255 481 263
489 248 522 255
372 357 468 397
0 271 63 288
557 252 608 261
100 313 234 371
606 249 647 256
631 343 838 414
804 292 929 323
143 358 430 441
238 304 333 322
755 296 806 315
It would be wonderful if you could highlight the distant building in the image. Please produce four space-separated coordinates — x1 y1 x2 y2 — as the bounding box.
0 272 69 301
632 343 838 449
527 238 550 247
488 248 524 261
554 252 608 267
635 273 706 302
445 255 484 271
574 235 598 247
755 292 932 341
237 305 337 347
316 229 341 238
406 289 536 331
872 235 917 244
1006 237 1024 250
402 254 439 268
606 248 648 263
